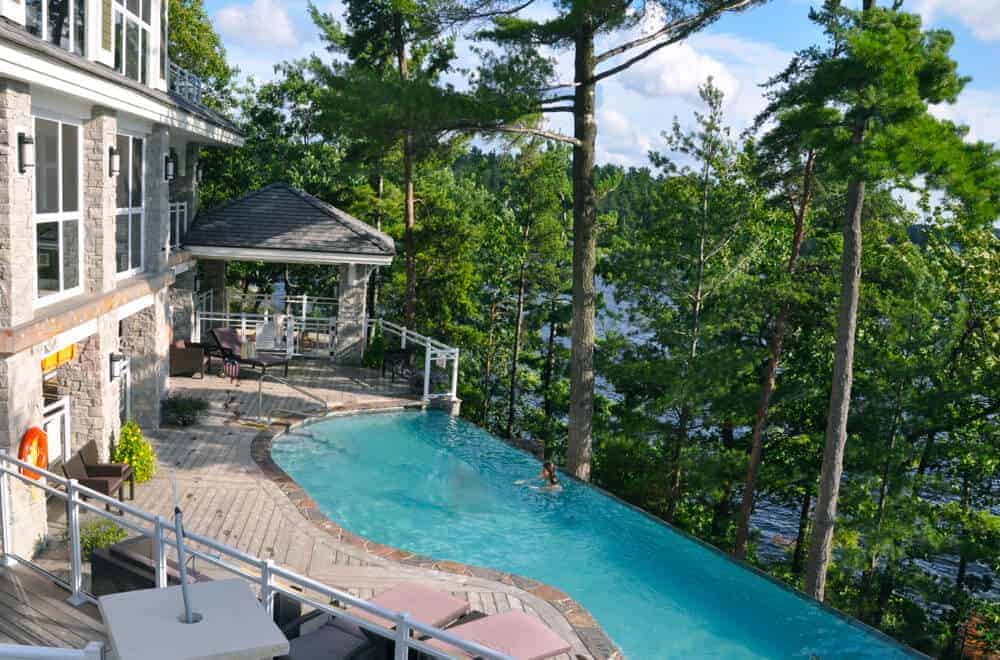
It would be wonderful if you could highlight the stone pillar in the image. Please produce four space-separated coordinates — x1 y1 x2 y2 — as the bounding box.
0 349 47 557
0 78 35 328
200 260 227 313
169 141 199 218
144 125 170 275
84 106 117 295
169 286 195 342
120 291 169 429
335 264 370 365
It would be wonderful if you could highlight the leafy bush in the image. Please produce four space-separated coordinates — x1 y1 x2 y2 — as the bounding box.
73 519 128 561
362 326 386 369
162 395 209 426
114 421 157 483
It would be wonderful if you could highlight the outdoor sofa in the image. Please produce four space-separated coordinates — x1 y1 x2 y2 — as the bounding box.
62 440 134 511
169 340 209 377
209 327 290 378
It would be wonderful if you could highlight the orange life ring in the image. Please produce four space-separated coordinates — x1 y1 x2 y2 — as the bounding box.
18 427 48 481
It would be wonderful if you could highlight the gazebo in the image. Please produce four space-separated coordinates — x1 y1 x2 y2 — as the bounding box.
177 183 394 364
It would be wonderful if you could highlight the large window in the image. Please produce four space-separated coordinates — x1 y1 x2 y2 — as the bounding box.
26 0 86 56
115 134 144 276
34 117 83 303
114 0 151 84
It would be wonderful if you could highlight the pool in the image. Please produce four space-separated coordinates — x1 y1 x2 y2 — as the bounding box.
272 410 917 659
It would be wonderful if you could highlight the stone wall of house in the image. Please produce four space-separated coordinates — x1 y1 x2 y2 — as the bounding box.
0 348 47 558
83 106 117 295
169 283 195 343
0 78 35 328
335 264 370 364
121 292 169 428
145 125 170 275
200 260 227 313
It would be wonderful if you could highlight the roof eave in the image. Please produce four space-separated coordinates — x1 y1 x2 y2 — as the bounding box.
184 245 394 266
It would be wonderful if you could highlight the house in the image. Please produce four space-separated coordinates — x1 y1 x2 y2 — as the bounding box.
0 0 242 557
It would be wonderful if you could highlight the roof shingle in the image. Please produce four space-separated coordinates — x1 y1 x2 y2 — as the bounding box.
183 184 395 258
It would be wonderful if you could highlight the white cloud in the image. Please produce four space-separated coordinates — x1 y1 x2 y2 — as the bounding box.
618 42 739 104
931 89 1000 144
911 0 1000 41
596 107 655 166
215 0 299 50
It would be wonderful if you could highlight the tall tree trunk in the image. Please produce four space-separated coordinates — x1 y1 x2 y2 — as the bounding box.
541 307 560 460
791 491 811 576
483 297 499 429
507 224 530 439
371 174 384 313
566 20 598 481
395 17 417 327
665 406 690 523
805 174 866 600
734 150 816 559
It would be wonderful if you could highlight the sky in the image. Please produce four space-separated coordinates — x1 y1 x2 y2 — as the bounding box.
202 0 1000 167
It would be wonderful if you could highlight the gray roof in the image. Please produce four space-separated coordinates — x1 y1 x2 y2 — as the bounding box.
184 184 396 258
0 18 241 137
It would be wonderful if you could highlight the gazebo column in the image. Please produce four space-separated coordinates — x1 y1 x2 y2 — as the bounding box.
200 260 227 313
335 263 370 365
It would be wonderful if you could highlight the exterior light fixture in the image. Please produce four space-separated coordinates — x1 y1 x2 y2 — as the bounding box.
109 146 121 178
18 133 35 174
109 352 127 380
195 162 203 184
165 153 177 181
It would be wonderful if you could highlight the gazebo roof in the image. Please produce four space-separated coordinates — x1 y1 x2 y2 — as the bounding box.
182 183 395 265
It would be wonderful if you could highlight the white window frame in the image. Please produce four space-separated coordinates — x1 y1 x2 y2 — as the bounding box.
115 133 145 279
32 114 84 309
114 0 152 84
26 0 86 56
169 201 187 249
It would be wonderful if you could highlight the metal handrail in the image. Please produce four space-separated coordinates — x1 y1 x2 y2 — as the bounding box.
368 319 460 400
0 450 514 660
255 372 328 425
0 642 104 659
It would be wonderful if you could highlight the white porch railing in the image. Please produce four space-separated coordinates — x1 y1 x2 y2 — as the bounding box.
0 451 513 660
42 396 72 466
368 319 460 401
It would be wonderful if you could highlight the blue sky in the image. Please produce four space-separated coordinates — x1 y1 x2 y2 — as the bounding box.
202 0 1000 165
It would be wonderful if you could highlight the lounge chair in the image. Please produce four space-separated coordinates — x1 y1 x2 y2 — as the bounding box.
210 327 290 378
281 583 471 660
79 440 135 501
62 452 131 512
422 610 572 660
170 340 208 377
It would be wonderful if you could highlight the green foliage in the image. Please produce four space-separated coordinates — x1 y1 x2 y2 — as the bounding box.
74 519 128 562
362 326 386 369
114 421 157 483
162 395 210 427
168 0 238 110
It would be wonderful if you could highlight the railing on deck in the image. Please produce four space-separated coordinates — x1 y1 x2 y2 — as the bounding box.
368 319 459 401
0 642 104 659
168 62 204 106
0 451 513 660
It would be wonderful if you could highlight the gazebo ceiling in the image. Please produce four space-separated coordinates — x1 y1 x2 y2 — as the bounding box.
182 183 395 266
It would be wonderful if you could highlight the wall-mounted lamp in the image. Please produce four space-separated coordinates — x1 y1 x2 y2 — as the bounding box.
109 352 127 380
195 162 203 184
18 133 35 174
164 153 177 181
109 146 121 178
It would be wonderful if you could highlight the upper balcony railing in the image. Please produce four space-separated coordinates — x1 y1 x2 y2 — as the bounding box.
168 62 205 106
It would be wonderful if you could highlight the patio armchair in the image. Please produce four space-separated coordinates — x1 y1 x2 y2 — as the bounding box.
381 347 416 382
170 340 208 378
61 453 130 512
210 327 290 379
79 439 135 501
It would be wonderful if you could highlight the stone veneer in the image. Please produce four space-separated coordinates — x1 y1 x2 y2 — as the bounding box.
251 423 622 660
334 263 370 365
83 106 117 295
0 78 34 328
120 292 169 429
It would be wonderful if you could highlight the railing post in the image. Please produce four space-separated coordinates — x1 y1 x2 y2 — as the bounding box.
82 641 105 660
394 612 411 660
0 450 14 568
66 479 85 605
450 348 460 398
301 294 308 327
153 516 168 588
285 317 295 359
423 343 432 401
261 559 275 616
240 315 247 339
400 327 407 349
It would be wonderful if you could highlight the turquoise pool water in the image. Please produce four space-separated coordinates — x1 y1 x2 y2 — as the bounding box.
272 410 916 659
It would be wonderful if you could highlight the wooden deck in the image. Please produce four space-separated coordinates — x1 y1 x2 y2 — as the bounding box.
0 564 107 653
21 363 606 659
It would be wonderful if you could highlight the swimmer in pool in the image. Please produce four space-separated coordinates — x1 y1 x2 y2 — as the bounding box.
516 461 562 490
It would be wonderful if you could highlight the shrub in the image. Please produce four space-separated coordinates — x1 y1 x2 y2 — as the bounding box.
162 395 209 426
114 421 157 483
362 326 386 369
72 519 127 561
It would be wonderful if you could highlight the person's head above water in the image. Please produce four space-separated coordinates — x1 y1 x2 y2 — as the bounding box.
541 461 560 486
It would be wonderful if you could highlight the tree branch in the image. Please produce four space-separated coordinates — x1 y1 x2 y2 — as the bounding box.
446 122 581 146
595 16 699 64
539 105 575 113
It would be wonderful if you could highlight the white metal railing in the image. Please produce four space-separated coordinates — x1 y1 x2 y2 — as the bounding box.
368 319 460 401
169 202 188 249
194 311 339 358
195 290 213 314
42 396 72 466
226 291 339 322
0 642 104 659
168 62 204 105
0 451 513 660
